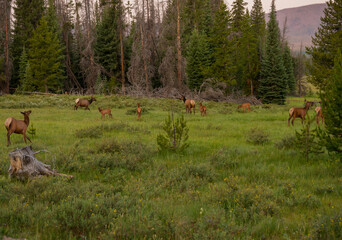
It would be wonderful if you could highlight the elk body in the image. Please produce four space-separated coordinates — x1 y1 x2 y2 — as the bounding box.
199 102 207 116
98 107 113 119
74 96 96 110
4 110 32 147
137 103 142 120
180 96 195 114
288 100 314 126
238 103 251 112
315 106 324 124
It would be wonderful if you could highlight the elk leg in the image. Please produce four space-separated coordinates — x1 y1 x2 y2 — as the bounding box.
24 133 32 143
109 114 113 119
7 132 11 146
292 116 295 126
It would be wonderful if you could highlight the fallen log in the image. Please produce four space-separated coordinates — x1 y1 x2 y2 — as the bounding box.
8 146 73 180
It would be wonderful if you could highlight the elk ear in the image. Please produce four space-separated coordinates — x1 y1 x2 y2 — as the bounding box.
20 112 24 114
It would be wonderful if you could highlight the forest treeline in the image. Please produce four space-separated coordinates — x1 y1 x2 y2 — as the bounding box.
0 0 341 104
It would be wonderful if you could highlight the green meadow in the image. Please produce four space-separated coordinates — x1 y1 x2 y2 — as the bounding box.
0 95 341 239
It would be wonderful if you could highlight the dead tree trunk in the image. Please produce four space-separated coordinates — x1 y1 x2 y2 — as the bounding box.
8 146 73 180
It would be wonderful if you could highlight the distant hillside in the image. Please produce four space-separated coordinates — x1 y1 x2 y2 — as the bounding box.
266 3 327 51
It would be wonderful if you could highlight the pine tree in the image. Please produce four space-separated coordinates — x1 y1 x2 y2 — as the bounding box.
307 0 342 90
258 0 287 104
186 29 211 90
320 51 342 158
283 43 296 93
209 2 235 86
11 0 45 88
18 47 28 88
250 0 266 94
231 0 247 29
94 3 120 76
28 16 65 93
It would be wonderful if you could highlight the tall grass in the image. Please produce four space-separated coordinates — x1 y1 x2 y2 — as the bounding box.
0 94 340 239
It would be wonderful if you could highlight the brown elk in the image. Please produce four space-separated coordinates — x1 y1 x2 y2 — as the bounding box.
4 110 32 147
137 103 142 120
288 100 314 126
199 102 207 116
237 103 251 112
180 96 196 114
98 107 113 119
315 106 324 124
74 96 96 110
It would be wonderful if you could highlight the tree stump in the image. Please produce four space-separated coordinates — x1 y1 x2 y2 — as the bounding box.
8 146 73 180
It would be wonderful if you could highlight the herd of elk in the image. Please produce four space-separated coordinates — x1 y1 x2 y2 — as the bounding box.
199 103 207 116
4 110 32 147
98 107 113 119
3 94 326 148
288 100 314 126
74 96 96 110
237 103 251 112
180 96 196 114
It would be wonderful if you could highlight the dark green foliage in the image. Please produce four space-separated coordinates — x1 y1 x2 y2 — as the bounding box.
28 17 65 92
320 52 342 159
17 47 29 91
208 2 235 86
306 0 342 90
11 0 45 88
94 3 120 76
186 29 211 90
157 113 189 152
259 1 287 104
283 44 296 93
295 114 324 161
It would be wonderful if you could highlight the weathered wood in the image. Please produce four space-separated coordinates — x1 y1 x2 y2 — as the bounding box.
8 146 73 180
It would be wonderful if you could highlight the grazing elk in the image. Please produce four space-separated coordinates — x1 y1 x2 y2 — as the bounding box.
4 110 32 147
180 96 196 114
237 103 251 112
199 102 207 116
98 107 113 119
315 106 324 125
137 103 142 120
288 100 314 126
74 96 96 110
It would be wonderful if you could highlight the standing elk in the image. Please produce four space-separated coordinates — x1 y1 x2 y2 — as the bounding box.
137 103 142 120
315 106 324 124
199 102 207 116
180 96 196 114
98 107 113 119
288 100 314 126
74 96 96 110
237 103 251 112
4 110 32 147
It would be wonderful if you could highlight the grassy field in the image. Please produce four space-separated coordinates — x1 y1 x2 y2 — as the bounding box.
0 94 341 239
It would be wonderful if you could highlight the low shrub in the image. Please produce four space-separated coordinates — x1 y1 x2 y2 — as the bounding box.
246 128 270 145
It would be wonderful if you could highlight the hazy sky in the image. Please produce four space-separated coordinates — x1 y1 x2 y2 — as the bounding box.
240 0 327 11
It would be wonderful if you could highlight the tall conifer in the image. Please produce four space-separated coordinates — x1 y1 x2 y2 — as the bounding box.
258 0 287 104
306 0 342 90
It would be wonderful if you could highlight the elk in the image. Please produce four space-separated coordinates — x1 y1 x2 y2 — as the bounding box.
137 103 142 120
237 103 251 112
199 102 207 116
98 107 113 119
4 110 32 147
315 106 324 124
180 96 196 114
74 96 96 110
288 100 314 126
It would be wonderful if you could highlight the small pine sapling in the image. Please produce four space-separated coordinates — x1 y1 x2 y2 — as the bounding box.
295 113 324 161
157 112 189 152
27 123 36 139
